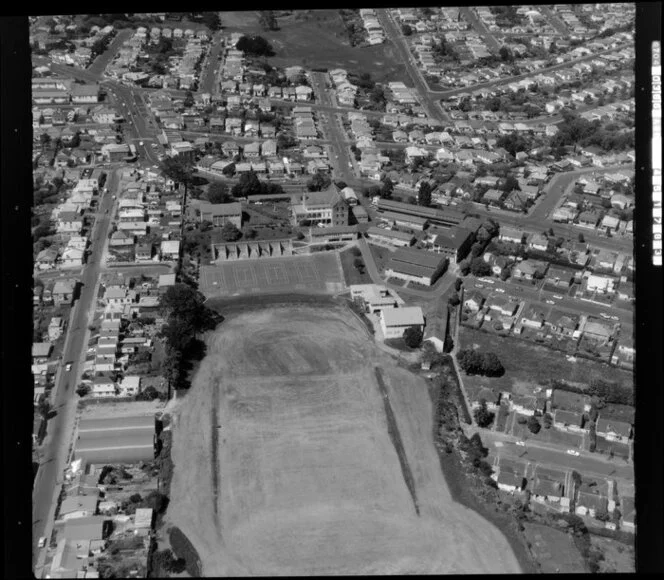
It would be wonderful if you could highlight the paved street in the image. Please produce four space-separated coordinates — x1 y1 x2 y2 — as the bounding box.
474 428 634 483
310 72 356 184
377 8 449 121
459 7 501 52
87 29 134 77
32 170 118 574
198 31 225 95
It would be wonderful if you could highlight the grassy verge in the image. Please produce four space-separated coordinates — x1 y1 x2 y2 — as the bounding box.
168 526 202 577
427 365 537 573
374 367 420 516
459 325 633 393
339 247 372 286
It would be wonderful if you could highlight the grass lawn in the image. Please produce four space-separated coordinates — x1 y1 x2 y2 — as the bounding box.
458 326 634 395
523 523 587 573
339 247 372 286
589 534 635 573
220 10 410 83
368 243 392 273
384 337 420 352
242 225 294 241
510 416 585 449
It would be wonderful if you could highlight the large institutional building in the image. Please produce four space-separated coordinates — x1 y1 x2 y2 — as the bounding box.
291 183 348 227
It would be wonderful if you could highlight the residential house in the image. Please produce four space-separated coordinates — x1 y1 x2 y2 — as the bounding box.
512 259 548 281
463 290 485 313
291 183 348 227
53 279 77 306
198 201 242 228
519 304 548 329
160 240 180 261
596 417 632 442
553 409 586 433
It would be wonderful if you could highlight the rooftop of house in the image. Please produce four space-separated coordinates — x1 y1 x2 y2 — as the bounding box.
596 417 632 437
554 409 584 425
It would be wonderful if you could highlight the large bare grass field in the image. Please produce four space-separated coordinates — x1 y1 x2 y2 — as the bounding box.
168 304 522 575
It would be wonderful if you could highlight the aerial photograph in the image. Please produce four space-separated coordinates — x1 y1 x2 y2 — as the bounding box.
29 6 637 577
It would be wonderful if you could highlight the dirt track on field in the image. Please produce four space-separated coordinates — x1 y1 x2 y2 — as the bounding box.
168 305 522 575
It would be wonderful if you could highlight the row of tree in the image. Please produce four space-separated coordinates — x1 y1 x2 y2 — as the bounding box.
158 284 221 390
456 349 505 377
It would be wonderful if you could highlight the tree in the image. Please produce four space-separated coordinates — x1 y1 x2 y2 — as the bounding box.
259 10 279 31
183 90 194 108
220 222 242 242
448 291 461 307
380 176 394 199
200 12 222 31
527 415 541 434
206 182 234 204
458 260 471 276
502 175 520 193
306 172 331 192
160 157 195 203
481 353 504 377
403 326 423 348
231 170 262 197
401 24 413 36
578 232 585 243
470 257 492 277
454 278 463 292
418 181 432 207
474 400 495 428
543 412 553 429
499 46 514 62
236 35 275 57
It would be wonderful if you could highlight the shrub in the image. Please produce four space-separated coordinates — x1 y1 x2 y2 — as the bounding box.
403 325 423 348
527 415 541 434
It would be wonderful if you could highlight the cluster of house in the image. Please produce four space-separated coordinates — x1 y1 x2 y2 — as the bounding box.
32 77 101 106
78 271 174 392
32 23 115 68
107 168 182 264
490 454 635 532
553 3 634 37
35 171 107 271
45 459 155 578
105 26 210 89
551 170 635 234
358 8 386 45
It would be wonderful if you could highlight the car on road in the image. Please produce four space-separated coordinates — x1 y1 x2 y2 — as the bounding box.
610 315 619 321
600 313 610 319
546 300 555 305
65 363 72 371
553 294 563 299
566 449 580 456
139 141 144 146
495 288 505 293
38 536 47 548
515 441 525 447
475 283 484 288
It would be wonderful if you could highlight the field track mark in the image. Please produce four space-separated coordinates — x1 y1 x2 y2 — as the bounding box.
374 367 420 516
211 380 220 528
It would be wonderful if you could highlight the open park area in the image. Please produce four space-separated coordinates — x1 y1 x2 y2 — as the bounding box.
166 302 523 575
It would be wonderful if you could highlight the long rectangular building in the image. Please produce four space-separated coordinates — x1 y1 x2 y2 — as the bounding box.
385 247 448 286
366 226 415 247
376 198 464 228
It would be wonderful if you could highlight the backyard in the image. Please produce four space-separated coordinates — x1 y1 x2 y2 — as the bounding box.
458 326 634 395
220 10 410 83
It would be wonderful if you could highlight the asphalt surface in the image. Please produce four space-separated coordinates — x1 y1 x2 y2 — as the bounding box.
198 31 224 95
310 72 356 184
477 429 634 483
87 29 134 78
32 169 118 573
376 8 449 121
459 7 501 52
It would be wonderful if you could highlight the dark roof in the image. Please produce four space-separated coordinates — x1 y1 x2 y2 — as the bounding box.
390 247 447 270
434 226 474 251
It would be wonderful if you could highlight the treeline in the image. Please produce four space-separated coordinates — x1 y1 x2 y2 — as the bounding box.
456 349 505 377
236 35 275 57
159 284 222 391
551 111 634 152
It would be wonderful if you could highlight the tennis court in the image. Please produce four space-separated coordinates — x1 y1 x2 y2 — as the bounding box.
199 253 346 298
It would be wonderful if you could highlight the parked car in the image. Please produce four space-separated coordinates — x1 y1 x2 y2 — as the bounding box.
516 441 525 447
65 363 72 371
38 536 47 548
546 300 555 305
566 449 580 456
495 288 505 293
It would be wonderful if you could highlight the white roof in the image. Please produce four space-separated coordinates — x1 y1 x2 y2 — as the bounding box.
381 306 424 327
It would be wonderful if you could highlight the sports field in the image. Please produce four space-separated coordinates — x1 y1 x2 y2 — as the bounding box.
199 253 345 298
167 304 522 575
